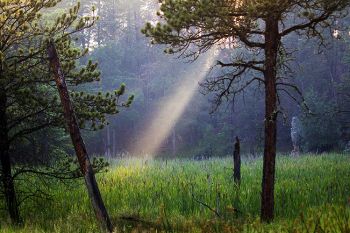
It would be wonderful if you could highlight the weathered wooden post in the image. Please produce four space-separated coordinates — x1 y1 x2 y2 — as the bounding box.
47 41 114 232
233 136 241 184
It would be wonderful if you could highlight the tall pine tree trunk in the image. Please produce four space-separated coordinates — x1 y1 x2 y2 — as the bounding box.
172 128 176 156
112 129 116 157
261 16 279 222
47 42 113 232
97 0 102 47
0 90 20 224
106 125 111 158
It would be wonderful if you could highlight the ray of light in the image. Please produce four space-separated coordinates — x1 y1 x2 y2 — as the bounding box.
130 48 219 157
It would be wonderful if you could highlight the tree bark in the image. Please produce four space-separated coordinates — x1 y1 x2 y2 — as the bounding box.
112 129 116 157
172 127 176 156
47 42 114 232
97 0 102 47
0 90 20 224
106 125 111 158
261 16 279 223
233 136 241 184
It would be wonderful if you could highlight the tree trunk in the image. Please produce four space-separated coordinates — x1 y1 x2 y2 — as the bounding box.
106 125 111 158
97 0 102 47
261 16 279 223
112 129 116 157
0 90 20 224
47 42 114 232
172 127 176 156
233 136 241 184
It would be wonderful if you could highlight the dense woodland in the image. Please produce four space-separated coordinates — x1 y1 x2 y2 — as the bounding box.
1 0 350 232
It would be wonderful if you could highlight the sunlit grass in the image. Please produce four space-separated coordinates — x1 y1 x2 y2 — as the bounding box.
1 154 350 232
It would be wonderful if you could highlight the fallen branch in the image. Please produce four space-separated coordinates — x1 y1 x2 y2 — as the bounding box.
191 193 221 218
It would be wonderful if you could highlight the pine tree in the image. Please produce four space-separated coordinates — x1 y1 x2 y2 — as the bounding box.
142 0 349 222
0 0 132 224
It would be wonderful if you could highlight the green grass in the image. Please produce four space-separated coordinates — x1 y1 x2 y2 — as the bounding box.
1 154 350 232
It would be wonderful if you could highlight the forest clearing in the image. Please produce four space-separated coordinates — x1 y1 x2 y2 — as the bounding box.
1 0 350 232
1 155 349 232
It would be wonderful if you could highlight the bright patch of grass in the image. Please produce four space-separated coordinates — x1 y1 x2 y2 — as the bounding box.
1 154 350 232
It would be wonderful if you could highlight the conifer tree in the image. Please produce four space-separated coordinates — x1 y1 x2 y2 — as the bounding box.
0 0 132 224
142 0 349 221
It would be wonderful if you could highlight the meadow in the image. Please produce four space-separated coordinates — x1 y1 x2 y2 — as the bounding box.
1 154 350 233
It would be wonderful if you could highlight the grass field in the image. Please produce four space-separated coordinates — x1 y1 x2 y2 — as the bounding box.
1 154 350 232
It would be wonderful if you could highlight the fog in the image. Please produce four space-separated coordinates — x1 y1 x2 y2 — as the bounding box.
13 0 350 158
130 48 219 156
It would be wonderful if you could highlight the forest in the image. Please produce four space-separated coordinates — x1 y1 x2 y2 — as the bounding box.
1 0 350 232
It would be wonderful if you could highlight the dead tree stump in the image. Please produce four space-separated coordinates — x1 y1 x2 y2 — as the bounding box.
233 136 241 185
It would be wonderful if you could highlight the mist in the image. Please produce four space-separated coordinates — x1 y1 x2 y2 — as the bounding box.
2 0 350 231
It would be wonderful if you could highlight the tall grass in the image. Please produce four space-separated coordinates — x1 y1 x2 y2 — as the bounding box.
1 154 349 232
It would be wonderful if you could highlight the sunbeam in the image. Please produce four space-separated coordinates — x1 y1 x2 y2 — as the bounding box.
130 48 219 157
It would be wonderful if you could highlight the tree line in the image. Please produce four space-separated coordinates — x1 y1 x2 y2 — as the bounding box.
1 0 350 231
